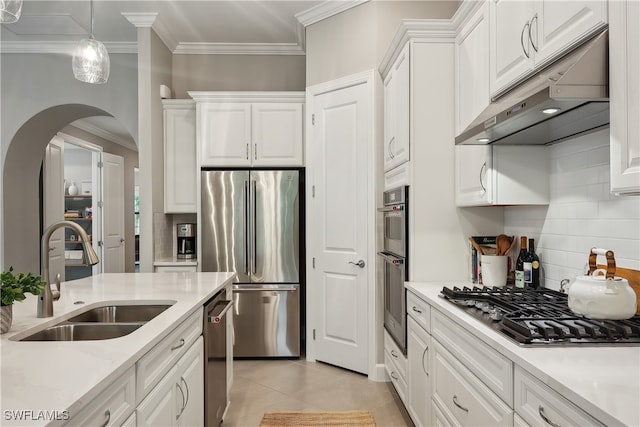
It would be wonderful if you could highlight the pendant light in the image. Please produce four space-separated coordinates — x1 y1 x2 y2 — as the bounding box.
0 0 22 23
72 0 110 84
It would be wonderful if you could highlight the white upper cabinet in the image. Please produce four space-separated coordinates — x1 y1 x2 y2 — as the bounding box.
383 44 410 172
251 103 303 166
198 103 251 167
455 145 550 206
610 0 640 195
163 100 197 213
455 1 490 135
490 0 608 97
190 92 304 168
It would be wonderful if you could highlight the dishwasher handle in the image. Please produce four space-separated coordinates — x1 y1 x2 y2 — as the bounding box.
207 300 233 324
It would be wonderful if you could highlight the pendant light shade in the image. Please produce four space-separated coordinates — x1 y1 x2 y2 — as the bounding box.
72 0 110 84
0 0 22 23
72 36 110 84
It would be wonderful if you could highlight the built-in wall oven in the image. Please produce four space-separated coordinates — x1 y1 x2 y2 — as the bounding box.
379 186 409 354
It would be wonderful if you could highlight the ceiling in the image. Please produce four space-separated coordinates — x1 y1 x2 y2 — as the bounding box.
2 0 363 150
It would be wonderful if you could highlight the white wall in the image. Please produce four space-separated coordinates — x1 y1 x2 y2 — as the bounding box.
504 128 640 290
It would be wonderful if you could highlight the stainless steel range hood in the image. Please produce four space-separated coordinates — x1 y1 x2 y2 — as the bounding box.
455 29 609 146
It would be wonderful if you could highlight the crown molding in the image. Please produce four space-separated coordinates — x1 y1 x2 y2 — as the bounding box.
69 122 137 150
188 91 305 103
173 42 305 55
378 19 457 78
0 40 137 54
295 0 369 27
122 12 158 28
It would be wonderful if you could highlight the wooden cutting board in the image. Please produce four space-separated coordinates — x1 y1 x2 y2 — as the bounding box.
597 264 640 315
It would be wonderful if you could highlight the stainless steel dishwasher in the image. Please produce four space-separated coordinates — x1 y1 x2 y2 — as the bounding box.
204 290 233 427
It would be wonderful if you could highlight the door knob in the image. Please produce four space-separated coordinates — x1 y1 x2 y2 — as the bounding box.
349 260 366 268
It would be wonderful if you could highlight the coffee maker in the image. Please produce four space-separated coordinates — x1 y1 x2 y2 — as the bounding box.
177 223 196 259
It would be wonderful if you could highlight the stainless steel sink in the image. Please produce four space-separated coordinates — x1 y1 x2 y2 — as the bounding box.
67 304 172 323
19 323 142 341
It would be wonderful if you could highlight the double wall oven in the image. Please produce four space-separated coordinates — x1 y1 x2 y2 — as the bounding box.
379 186 409 354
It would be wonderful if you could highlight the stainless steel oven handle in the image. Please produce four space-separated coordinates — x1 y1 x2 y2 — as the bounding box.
377 252 404 264
377 205 404 212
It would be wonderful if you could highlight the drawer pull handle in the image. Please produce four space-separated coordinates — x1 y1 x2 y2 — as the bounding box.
539 405 561 427
390 372 399 381
171 338 185 351
452 395 469 413
390 349 398 358
412 306 422 314
100 409 111 427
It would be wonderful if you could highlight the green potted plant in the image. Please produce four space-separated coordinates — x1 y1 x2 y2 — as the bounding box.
1 267 46 333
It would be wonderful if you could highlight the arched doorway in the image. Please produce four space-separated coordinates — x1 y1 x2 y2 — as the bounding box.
2 104 138 276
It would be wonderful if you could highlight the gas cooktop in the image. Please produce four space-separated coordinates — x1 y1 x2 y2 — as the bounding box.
440 286 640 346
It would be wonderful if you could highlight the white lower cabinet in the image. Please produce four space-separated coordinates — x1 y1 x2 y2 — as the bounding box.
176 337 204 426
432 339 512 426
383 330 408 403
65 366 135 426
121 412 136 427
514 366 604 427
407 316 430 427
64 308 207 427
137 337 204 427
136 365 179 426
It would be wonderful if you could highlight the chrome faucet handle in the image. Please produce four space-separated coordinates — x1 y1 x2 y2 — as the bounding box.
52 273 61 301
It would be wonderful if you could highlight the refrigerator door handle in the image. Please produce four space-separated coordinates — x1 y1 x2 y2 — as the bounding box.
244 180 250 275
251 180 257 275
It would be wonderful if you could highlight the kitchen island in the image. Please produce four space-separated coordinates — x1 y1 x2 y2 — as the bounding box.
0 272 235 426
406 282 640 427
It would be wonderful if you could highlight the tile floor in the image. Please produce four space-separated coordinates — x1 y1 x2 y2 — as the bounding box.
222 358 414 427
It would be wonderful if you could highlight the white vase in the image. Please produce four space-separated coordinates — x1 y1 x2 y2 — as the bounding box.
68 182 79 196
0 305 12 334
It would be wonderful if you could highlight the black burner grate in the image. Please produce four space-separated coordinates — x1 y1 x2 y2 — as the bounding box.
441 286 640 345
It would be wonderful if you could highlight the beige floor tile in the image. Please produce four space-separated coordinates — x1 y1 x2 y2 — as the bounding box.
224 359 413 427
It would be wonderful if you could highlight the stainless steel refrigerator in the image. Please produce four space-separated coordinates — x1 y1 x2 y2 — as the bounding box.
201 169 301 357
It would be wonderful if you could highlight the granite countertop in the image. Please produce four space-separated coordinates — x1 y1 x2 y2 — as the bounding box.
406 282 640 427
0 272 235 426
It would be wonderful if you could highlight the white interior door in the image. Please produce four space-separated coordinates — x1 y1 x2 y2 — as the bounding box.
43 136 65 283
309 78 372 375
101 152 125 272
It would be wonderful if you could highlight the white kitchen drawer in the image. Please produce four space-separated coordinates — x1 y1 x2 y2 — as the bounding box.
513 412 529 427
66 366 135 427
514 366 605 427
432 398 455 427
136 309 203 403
121 411 136 427
431 309 513 405
406 290 430 331
432 339 513 426
384 351 408 404
383 329 407 380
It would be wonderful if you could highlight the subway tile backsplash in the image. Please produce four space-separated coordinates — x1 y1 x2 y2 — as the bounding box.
503 128 640 291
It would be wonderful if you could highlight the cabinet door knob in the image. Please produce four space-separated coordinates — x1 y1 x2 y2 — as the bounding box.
538 405 561 427
99 409 111 427
529 14 539 52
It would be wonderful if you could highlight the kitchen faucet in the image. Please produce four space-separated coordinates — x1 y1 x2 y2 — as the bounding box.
38 220 100 318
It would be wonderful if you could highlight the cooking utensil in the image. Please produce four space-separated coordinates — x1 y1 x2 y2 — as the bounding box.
496 234 514 256
468 237 484 255
567 248 637 320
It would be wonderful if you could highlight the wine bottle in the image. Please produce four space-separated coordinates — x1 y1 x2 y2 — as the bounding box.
514 236 527 288
528 238 540 288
